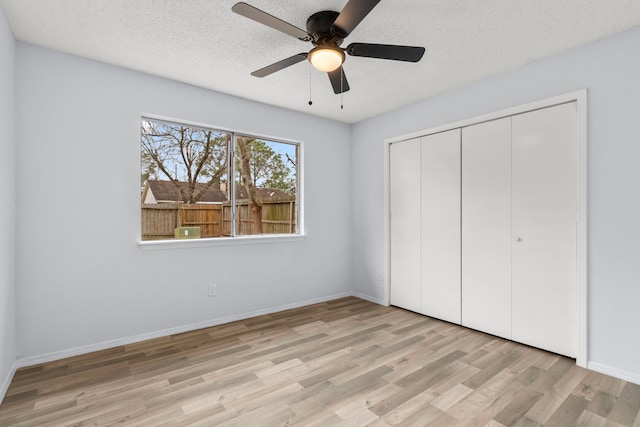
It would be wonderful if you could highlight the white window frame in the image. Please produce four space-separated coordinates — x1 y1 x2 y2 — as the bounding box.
138 114 304 249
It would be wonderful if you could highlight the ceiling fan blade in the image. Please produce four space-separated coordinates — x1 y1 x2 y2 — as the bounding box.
251 53 308 78
332 0 381 37
232 2 310 41
328 67 350 94
346 43 425 62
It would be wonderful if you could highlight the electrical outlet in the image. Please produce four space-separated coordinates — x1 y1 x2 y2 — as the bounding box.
208 284 217 297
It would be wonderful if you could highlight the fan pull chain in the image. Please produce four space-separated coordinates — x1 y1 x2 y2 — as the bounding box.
340 66 344 110
308 67 313 106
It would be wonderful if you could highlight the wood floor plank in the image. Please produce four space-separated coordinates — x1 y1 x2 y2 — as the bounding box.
397 405 458 427
608 381 640 425
493 387 544 426
1 297 638 426
430 382 474 412
575 410 608 426
333 382 401 421
525 363 590 424
512 416 544 427
586 390 617 418
544 394 589 427
378 390 441 426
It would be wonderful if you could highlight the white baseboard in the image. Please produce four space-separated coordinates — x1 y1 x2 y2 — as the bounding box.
16 292 355 368
0 360 18 403
588 361 640 385
353 292 386 306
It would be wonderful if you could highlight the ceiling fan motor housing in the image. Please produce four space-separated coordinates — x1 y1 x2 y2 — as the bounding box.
306 11 344 45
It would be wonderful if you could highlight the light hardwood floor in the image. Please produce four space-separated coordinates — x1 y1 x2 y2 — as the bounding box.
1 297 639 426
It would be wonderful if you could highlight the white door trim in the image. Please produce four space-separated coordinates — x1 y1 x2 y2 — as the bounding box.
383 89 588 367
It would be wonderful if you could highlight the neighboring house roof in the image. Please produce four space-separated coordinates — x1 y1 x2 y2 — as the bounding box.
143 179 227 203
141 179 291 204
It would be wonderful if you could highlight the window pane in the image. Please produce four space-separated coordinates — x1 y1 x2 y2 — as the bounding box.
235 136 298 236
141 119 231 240
141 119 299 241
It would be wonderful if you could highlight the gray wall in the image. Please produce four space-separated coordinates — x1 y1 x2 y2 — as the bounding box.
0 5 16 397
14 43 352 360
351 26 640 381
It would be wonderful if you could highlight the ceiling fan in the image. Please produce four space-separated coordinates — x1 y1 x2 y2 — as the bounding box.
232 1 426 94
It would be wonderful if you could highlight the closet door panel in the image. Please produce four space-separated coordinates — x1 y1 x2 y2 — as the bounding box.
390 138 422 312
511 102 577 357
461 118 512 338
420 129 461 324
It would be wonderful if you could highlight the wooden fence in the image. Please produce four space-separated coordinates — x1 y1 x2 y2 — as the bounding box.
221 199 296 236
141 199 296 240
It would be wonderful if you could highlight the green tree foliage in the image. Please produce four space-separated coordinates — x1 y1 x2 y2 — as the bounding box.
239 139 296 195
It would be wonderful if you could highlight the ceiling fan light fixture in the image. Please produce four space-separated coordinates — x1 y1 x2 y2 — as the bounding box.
309 45 345 72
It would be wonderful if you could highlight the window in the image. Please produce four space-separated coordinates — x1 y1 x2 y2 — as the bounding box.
140 118 299 241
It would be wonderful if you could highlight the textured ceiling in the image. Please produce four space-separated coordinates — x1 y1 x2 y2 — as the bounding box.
2 0 640 123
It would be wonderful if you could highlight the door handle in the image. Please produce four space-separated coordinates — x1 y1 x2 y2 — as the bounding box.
515 237 522 242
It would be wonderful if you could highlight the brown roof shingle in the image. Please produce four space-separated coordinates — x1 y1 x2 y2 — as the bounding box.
144 180 292 203
146 180 227 203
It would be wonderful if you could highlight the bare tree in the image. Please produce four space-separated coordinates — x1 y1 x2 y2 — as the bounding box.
141 120 229 203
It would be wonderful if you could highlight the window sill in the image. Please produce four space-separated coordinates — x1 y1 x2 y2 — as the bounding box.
138 234 306 250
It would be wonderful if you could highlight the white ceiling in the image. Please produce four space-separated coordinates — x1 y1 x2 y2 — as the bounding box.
2 1 640 123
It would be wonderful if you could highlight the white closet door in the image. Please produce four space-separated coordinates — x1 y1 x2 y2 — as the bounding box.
390 138 422 312
461 118 512 338
511 102 577 357
420 129 461 324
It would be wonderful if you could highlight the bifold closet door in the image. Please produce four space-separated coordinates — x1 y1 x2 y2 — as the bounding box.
389 138 421 312
461 118 512 339
511 102 578 357
420 129 461 324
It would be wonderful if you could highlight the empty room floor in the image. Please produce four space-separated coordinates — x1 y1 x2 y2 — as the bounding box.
1 297 639 426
